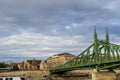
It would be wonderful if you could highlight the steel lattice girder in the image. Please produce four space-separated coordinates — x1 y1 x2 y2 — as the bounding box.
50 28 120 74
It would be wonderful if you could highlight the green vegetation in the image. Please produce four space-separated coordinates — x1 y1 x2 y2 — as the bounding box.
13 64 19 71
0 62 6 68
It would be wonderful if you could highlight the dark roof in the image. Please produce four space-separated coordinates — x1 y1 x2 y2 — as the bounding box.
46 52 75 60
36 60 41 64
27 60 32 64
27 60 41 64
54 52 75 56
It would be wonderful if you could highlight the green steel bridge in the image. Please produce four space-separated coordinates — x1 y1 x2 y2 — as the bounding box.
50 28 120 74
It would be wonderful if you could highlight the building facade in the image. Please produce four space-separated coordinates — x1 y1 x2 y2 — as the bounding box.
45 52 75 70
5 53 75 71
40 61 49 70
23 59 41 70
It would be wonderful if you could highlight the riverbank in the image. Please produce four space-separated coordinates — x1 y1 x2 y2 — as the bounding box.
0 70 120 80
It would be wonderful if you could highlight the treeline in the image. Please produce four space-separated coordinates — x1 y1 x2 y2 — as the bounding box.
0 62 19 71
0 62 6 68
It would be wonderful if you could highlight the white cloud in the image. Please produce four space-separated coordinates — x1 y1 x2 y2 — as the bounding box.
52 29 57 33
33 47 54 51
0 32 90 60
104 1 120 11
65 26 71 30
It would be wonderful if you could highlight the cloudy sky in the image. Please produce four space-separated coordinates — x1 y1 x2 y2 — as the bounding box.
0 0 120 63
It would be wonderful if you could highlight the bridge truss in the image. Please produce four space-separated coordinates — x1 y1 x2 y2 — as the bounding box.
50 27 120 74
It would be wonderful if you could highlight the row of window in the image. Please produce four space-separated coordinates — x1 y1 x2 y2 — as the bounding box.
0 77 25 80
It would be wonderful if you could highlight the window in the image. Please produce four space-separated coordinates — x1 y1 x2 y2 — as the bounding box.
5 78 13 80
20 77 25 80
5 78 9 80
0 78 3 80
10 78 13 80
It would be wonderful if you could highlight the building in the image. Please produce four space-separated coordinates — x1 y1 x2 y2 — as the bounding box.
17 63 24 70
6 62 23 70
4 53 75 71
23 59 41 70
6 64 13 70
40 60 49 70
46 52 75 70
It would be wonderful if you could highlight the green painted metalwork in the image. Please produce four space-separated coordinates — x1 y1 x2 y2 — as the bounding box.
50 28 120 74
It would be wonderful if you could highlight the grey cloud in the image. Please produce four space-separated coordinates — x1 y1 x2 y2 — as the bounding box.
0 0 119 62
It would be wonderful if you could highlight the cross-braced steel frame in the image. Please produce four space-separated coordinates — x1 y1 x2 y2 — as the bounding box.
50 27 120 74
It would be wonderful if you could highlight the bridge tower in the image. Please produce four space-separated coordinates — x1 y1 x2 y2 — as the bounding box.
94 27 99 65
92 28 116 80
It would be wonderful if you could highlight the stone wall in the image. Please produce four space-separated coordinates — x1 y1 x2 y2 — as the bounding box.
0 70 50 80
92 70 116 80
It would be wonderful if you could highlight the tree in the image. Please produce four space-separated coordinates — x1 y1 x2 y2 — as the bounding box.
0 62 6 68
13 64 19 71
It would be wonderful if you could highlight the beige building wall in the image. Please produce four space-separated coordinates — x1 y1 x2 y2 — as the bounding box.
19 53 75 71
40 62 49 70
23 59 41 70
23 60 31 70
46 53 75 70
17 63 23 70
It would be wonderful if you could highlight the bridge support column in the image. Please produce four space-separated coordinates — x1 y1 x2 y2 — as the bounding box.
51 74 64 80
92 69 116 80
